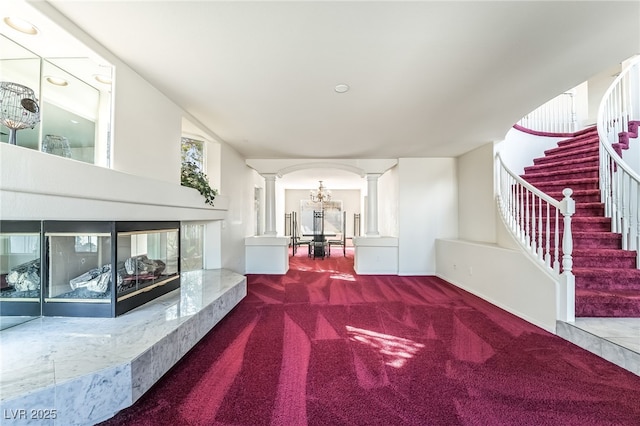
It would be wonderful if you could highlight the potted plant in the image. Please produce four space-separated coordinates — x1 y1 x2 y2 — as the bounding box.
181 161 218 206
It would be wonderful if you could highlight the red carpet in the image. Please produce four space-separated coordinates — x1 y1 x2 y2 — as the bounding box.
521 124 640 316
100 246 640 425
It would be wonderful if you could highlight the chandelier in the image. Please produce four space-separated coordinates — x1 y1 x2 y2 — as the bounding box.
310 180 331 203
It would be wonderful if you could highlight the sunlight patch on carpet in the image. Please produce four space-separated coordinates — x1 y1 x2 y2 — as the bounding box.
329 272 356 281
346 325 425 368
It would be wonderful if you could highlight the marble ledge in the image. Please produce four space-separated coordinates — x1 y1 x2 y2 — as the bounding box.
0 269 247 426
556 320 640 377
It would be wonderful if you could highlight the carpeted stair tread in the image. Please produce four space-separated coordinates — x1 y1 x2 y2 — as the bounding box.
544 139 599 156
575 289 640 317
572 249 637 269
556 134 599 147
524 155 599 174
572 248 636 257
532 178 598 191
573 267 640 277
572 232 621 249
534 145 599 165
574 267 640 291
533 153 598 168
521 166 598 181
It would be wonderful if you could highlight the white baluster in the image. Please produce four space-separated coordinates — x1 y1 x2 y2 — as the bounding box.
637 182 640 268
622 173 629 250
525 189 531 247
530 191 536 254
545 203 551 268
538 195 544 261
553 207 560 274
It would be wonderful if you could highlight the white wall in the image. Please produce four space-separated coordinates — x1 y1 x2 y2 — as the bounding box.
220 143 258 273
397 158 458 275
457 143 496 243
587 63 622 126
496 128 565 177
377 166 398 237
111 68 182 183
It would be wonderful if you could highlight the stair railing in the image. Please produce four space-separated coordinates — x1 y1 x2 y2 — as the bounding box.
516 91 577 134
598 56 640 260
496 153 575 321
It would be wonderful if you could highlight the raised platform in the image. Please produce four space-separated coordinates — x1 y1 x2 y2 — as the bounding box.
0 269 247 426
557 318 640 376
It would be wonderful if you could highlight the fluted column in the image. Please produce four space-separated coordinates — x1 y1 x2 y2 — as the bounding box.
366 173 381 237
263 173 277 236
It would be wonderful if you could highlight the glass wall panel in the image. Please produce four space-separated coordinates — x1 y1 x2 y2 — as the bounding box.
181 223 204 271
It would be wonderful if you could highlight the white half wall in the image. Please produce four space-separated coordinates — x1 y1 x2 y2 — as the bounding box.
0 143 228 221
435 237 558 333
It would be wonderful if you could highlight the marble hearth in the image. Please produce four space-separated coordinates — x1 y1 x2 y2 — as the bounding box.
0 269 247 426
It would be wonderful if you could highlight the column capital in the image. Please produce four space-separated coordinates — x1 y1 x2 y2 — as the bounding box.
366 173 382 181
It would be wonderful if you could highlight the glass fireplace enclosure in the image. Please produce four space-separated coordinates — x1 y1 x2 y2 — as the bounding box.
42 221 180 317
0 221 42 319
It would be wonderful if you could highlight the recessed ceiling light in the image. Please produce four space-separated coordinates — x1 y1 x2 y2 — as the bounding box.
46 76 68 86
334 84 350 93
94 74 112 85
3 17 39 35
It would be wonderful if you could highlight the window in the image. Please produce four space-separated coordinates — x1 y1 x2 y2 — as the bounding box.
181 137 205 172
7 236 39 254
74 236 98 252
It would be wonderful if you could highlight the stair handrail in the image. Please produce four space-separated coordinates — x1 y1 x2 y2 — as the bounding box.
496 152 575 321
597 56 640 258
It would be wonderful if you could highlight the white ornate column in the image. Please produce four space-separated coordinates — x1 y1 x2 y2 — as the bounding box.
246 173 289 274
366 173 381 237
263 173 277 236
354 172 398 274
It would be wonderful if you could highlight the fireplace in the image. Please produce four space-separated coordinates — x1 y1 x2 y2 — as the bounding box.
42 221 180 317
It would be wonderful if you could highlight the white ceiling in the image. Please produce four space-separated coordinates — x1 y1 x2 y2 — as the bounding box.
4 1 640 189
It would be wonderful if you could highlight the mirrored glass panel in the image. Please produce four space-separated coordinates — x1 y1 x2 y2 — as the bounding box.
41 59 99 163
0 34 41 148
0 37 113 165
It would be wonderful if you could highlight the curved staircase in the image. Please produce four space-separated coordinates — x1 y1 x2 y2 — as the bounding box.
521 126 640 317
